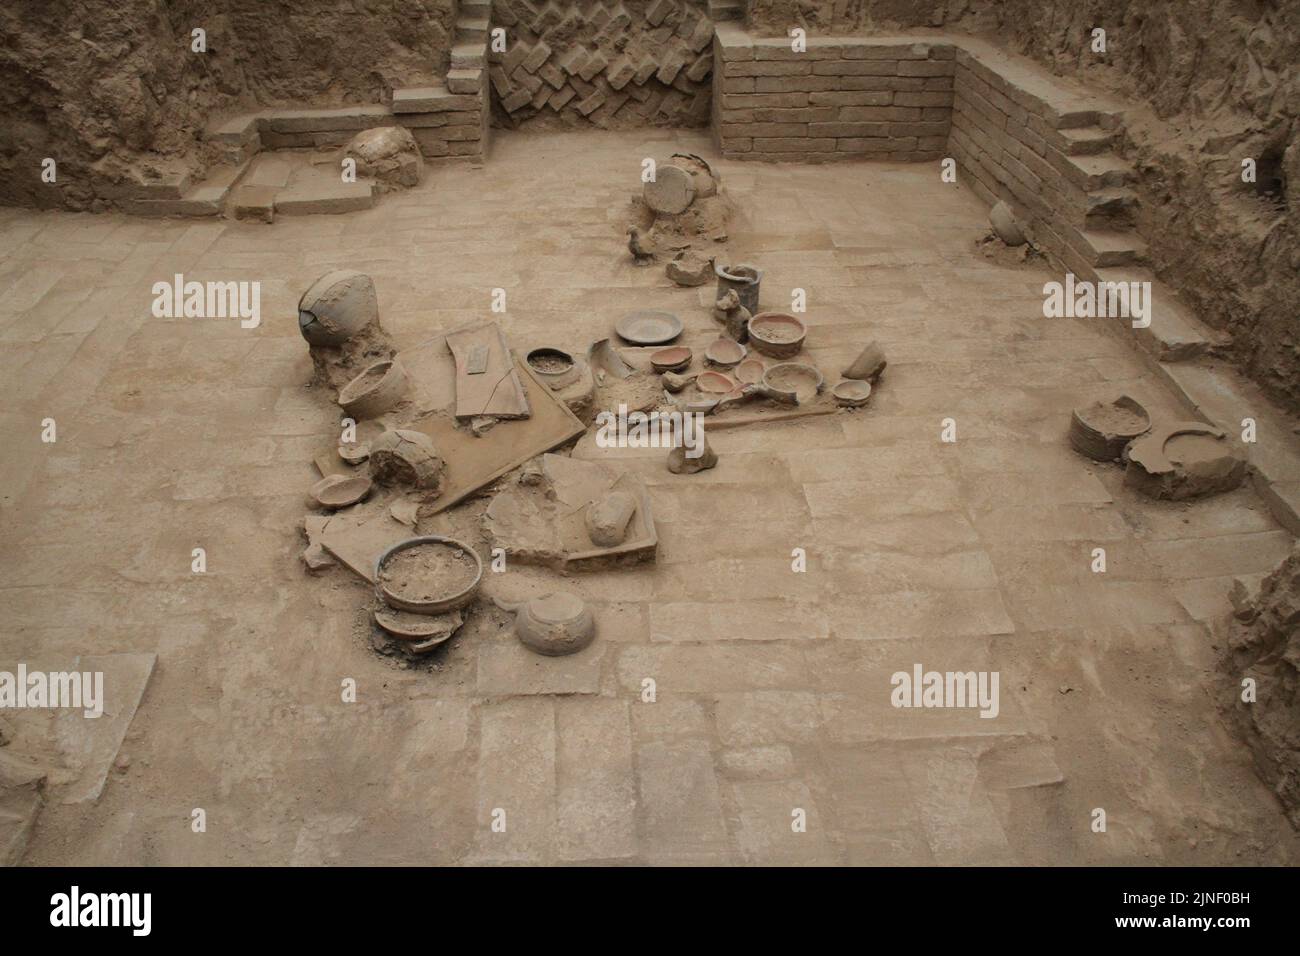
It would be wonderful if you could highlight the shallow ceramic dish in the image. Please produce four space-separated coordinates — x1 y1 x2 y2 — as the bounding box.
695 370 738 394
832 380 872 408
734 357 766 385
310 473 373 509
375 535 483 615
526 347 580 389
762 362 823 404
650 346 692 373
704 337 746 368
616 310 683 345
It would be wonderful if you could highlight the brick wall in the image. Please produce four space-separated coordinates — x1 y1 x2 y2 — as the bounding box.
711 24 953 162
489 0 715 128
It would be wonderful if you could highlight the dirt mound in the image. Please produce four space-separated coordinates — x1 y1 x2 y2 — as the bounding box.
1224 545 1300 827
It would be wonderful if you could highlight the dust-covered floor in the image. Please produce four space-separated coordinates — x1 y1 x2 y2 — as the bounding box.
2 129 1296 865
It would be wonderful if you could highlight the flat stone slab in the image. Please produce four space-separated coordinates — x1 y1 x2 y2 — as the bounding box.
392 87 479 113
230 184 277 223
274 179 374 216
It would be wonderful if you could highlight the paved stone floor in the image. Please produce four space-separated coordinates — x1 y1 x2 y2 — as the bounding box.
2 129 1297 865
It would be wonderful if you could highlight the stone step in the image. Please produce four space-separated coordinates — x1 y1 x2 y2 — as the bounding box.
450 42 487 70
120 160 249 217
1075 228 1146 267
392 85 479 113
459 0 491 16
1083 186 1139 229
446 68 483 96
708 0 744 20
274 177 375 216
457 18 490 43
1054 125 1117 156
1094 266 1228 363
1057 152 1134 191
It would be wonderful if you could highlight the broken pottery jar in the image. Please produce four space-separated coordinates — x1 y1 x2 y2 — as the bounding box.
298 270 379 346
666 250 714 287
1069 394 1151 461
496 591 596 657
989 201 1027 246
715 263 763 316
667 437 718 474
337 358 408 419
842 341 887 382
585 490 638 547
1124 421 1247 500
368 429 446 492
375 535 483 614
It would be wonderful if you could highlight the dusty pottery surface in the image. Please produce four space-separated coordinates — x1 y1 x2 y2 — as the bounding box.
650 346 692 373
585 490 638 547
748 312 807 359
763 362 823 404
667 437 718 475
842 341 887 382
368 429 445 492
666 250 713 287
298 270 379 346
344 126 423 192
375 536 482 614
617 310 682 345
735 357 767 385
989 200 1026 246
1125 421 1248 499
338 441 370 465
1069 395 1151 461
337 358 408 420
525 347 580 389
497 591 596 657
643 163 696 215
832 379 873 407
705 337 746 368
372 606 463 643
310 473 373 510
715 263 762 316
695 370 737 395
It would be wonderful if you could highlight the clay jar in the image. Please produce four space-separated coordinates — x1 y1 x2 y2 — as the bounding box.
497 592 596 657
298 270 379 346
715 263 762 316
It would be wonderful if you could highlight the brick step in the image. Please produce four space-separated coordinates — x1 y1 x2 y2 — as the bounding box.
392 84 479 113
708 0 744 19
1093 266 1229 362
121 160 250 217
1082 186 1139 229
1052 124 1117 156
273 167 375 216
446 68 483 96
458 0 491 16
1072 227 1146 267
450 42 487 70
457 18 489 43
